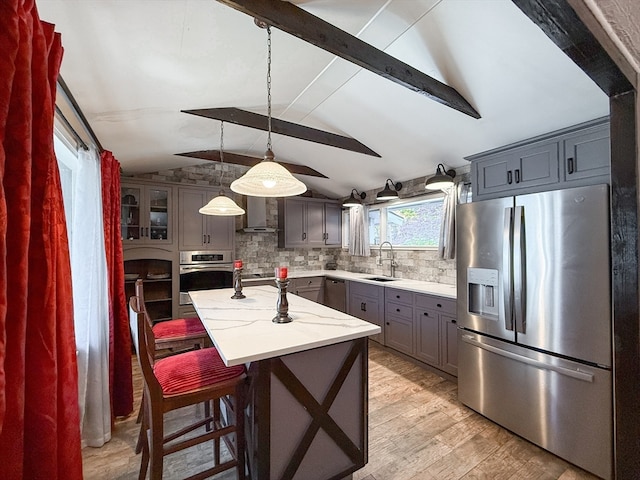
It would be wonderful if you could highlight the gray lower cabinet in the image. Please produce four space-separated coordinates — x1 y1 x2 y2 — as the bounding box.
347 281 384 345
385 288 414 356
415 293 458 376
290 276 324 303
469 117 610 201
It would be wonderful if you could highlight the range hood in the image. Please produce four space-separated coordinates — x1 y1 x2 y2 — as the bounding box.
243 196 276 233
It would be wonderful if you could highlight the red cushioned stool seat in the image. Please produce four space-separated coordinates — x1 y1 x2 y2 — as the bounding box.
154 348 245 396
152 316 206 340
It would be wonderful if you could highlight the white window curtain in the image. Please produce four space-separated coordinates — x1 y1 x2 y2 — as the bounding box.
56 140 112 447
348 205 370 256
438 184 458 259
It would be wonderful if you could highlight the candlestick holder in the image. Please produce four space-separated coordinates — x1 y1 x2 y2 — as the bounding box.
272 278 292 323
231 267 245 299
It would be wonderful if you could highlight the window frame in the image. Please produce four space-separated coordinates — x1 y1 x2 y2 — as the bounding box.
342 192 445 250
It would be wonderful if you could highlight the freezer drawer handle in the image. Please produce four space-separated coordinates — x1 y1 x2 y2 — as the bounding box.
461 334 594 383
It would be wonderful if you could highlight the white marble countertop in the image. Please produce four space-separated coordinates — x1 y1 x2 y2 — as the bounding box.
243 269 457 299
189 286 381 366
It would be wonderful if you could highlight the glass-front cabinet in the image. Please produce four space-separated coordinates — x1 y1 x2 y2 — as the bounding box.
121 183 172 245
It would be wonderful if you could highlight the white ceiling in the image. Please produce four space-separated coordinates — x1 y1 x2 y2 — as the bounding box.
38 0 609 198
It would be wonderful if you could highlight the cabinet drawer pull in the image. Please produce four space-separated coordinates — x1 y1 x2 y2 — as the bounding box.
423 312 429 316
451 319 457 324
386 322 390 326
568 157 575 174
396 295 400 299
507 171 513 184
396 308 400 312
437 303 442 308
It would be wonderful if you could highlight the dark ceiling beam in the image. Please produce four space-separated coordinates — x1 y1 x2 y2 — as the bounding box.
175 149 328 178
215 0 480 119
511 0 633 96
183 107 379 157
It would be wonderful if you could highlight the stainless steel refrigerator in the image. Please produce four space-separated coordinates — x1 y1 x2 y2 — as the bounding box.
456 184 612 480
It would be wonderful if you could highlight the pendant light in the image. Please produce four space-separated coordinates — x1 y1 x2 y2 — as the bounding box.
342 189 366 208
425 164 456 191
199 121 246 216
230 23 307 198
376 179 403 200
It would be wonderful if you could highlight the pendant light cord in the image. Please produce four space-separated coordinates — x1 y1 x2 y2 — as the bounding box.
266 25 272 151
219 121 225 188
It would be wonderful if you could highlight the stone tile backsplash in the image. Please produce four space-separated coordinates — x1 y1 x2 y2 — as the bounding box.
128 162 467 285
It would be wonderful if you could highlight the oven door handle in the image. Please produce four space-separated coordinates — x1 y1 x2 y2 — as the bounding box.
180 265 233 274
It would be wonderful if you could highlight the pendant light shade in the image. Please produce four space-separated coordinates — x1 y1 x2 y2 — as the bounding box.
230 149 307 197
425 164 456 191
376 179 403 200
200 121 245 216
231 23 306 198
199 191 246 216
342 189 366 208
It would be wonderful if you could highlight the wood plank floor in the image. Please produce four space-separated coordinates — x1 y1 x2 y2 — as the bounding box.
82 341 599 479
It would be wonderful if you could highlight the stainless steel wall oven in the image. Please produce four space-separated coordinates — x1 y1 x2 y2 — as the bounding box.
179 250 233 305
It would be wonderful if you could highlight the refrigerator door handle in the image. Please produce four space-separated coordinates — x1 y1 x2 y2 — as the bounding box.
460 334 595 383
503 207 514 331
513 205 526 333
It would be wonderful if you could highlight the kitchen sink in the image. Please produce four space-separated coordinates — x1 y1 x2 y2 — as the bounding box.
365 276 396 282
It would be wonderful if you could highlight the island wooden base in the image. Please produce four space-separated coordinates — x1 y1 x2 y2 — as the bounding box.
245 337 368 480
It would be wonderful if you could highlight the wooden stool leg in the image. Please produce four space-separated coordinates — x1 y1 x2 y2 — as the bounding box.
149 404 165 480
213 399 221 466
235 385 246 480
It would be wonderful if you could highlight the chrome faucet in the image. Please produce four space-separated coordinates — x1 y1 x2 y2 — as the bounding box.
378 241 397 277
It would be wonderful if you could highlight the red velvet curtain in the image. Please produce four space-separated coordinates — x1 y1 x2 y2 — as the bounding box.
101 151 133 418
0 1 82 479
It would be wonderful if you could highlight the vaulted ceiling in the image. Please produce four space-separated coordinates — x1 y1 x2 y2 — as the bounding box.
39 0 609 198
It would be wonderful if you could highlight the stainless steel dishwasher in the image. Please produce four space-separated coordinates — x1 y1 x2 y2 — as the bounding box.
324 277 346 312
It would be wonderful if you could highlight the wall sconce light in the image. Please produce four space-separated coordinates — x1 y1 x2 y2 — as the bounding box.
342 189 366 208
425 164 456 191
376 179 403 200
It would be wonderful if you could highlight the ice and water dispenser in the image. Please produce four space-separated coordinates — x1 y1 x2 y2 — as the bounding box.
467 268 499 318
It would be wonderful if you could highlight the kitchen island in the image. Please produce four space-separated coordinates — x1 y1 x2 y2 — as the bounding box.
189 286 381 480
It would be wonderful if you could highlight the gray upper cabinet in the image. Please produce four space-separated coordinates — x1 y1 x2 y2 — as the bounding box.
475 139 560 198
278 197 342 248
562 123 610 184
178 187 234 251
121 182 173 247
469 117 610 201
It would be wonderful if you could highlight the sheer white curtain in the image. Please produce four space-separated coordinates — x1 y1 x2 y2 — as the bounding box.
438 184 457 259
55 138 111 447
349 205 370 256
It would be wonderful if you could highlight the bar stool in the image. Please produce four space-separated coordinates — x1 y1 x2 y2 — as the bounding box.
130 297 247 480
135 279 209 354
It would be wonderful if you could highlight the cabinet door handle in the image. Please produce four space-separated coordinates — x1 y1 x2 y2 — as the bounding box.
437 303 442 308
203 234 206 244
396 308 400 312
145 227 149 237
302 232 307 240
451 319 457 324
423 312 430 316
208 235 211 243
396 295 400 299
567 157 575 174
507 171 513 184
514 169 521 183
361 302 367 312
386 322 390 326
